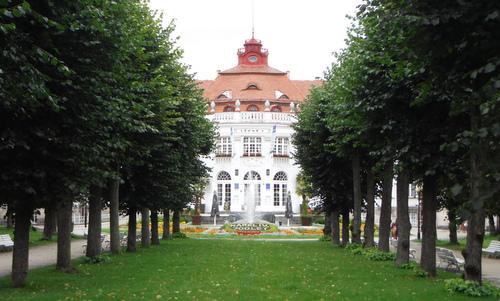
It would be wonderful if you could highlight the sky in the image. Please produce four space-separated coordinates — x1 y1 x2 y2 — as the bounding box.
148 0 363 80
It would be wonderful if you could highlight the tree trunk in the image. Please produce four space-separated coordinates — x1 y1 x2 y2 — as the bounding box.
488 215 496 236
330 208 340 246
108 178 120 254
323 210 331 236
151 210 160 245
86 186 102 258
497 216 500 235
141 208 150 248
127 208 137 252
364 169 375 247
421 175 437 277
396 170 411 266
378 161 393 252
42 203 57 240
341 208 350 245
56 199 73 272
11 203 32 287
172 210 180 234
448 210 459 245
5 205 14 229
162 209 170 239
351 153 362 244
463 108 485 283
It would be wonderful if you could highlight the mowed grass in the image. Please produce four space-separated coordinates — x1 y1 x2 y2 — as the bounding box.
436 233 499 252
0 226 83 247
0 239 495 301
0 226 49 247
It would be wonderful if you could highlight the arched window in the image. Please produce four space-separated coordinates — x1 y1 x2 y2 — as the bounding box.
217 94 228 100
273 171 288 181
246 83 259 90
244 171 261 180
223 106 235 112
270 105 282 112
217 171 231 180
278 94 289 100
273 171 288 206
216 171 231 208
243 171 261 206
247 105 259 112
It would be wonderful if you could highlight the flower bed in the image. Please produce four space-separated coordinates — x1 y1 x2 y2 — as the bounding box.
236 230 262 235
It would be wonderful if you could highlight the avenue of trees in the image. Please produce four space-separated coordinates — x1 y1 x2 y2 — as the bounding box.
294 0 499 284
0 0 214 287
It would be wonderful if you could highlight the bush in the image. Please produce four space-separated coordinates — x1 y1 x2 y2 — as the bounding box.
318 235 331 242
171 232 187 239
363 248 395 261
344 244 395 261
444 279 500 297
83 255 111 264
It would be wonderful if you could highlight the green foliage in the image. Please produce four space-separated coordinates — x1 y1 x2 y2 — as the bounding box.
171 232 187 239
318 235 331 242
83 255 111 265
345 244 395 261
444 279 500 297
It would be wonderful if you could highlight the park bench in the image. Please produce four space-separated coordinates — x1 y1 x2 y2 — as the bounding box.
436 247 464 272
482 240 500 258
0 234 14 252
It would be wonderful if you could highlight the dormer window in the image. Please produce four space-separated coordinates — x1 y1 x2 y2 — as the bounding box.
247 105 259 112
275 90 289 100
245 83 259 90
217 90 232 99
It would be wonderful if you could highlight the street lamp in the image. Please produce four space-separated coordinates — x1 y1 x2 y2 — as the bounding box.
416 185 422 240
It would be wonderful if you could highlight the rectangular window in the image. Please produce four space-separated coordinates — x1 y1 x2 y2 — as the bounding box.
273 137 289 157
256 184 261 206
216 137 232 156
243 137 262 156
217 184 223 206
225 183 231 204
282 184 288 206
410 184 417 198
274 184 280 206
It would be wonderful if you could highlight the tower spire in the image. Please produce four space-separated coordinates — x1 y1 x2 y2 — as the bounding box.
251 0 255 38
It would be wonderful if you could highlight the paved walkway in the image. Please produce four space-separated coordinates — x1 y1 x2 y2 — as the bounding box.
0 239 86 277
403 229 500 286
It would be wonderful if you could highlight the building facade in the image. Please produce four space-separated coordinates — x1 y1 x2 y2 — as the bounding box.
199 37 320 217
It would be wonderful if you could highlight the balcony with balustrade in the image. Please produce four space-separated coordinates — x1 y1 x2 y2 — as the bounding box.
207 112 297 125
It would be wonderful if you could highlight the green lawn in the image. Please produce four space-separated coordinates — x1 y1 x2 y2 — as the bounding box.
0 226 83 247
0 226 50 247
435 233 499 252
0 239 495 300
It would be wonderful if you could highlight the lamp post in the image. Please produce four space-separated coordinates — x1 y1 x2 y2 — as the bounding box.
416 185 422 240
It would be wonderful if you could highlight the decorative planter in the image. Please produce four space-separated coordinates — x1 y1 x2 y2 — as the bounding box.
192 215 202 225
301 216 312 226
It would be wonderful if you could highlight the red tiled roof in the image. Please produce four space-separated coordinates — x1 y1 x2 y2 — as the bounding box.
198 73 321 102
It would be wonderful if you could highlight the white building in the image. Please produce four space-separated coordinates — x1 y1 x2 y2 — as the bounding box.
198 37 320 218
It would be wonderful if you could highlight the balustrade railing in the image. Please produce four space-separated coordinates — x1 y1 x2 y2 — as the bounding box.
209 112 295 124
